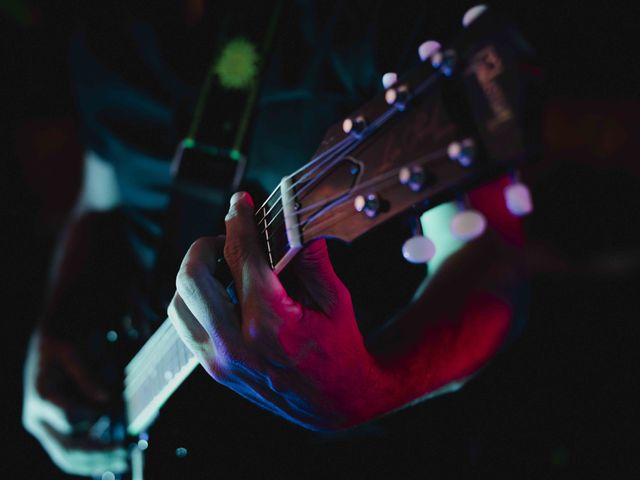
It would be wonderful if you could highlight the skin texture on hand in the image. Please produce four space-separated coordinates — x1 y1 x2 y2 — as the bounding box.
169 193 379 429
22 330 128 476
169 190 521 430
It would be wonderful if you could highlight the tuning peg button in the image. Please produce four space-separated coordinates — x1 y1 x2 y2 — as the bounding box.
431 49 457 77
447 139 476 167
418 40 442 62
381 72 398 89
402 235 436 264
385 84 410 110
399 165 432 192
354 193 382 218
504 181 533 216
462 5 488 28
450 209 486 241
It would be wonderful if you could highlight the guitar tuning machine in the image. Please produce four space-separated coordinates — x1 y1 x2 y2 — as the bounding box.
417 39 455 76
381 72 398 89
430 48 457 77
399 165 433 192
385 84 410 110
418 40 442 62
354 193 383 218
402 213 435 264
504 174 534 216
450 198 487 241
462 5 489 28
342 115 367 136
447 138 476 167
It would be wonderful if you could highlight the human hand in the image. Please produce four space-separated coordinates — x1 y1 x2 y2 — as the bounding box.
168 192 387 430
22 329 128 476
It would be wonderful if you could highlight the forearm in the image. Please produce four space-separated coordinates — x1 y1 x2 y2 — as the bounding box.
361 229 525 421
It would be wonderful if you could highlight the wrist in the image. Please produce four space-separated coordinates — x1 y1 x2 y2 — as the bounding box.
356 291 513 423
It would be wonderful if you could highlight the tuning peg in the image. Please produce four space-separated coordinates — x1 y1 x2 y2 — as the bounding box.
462 5 488 28
402 215 435 264
431 49 457 77
504 181 534 216
385 84 410 110
450 204 486 241
354 192 383 218
402 235 436 264
418 40 441 62
381 72 398 89
447 138 476 167
342 115 367 135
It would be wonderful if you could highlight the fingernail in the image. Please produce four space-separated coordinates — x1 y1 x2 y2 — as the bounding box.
230 192 245 206
230 192 253 208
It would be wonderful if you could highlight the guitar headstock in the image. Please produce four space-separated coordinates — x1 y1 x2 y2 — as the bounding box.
261 6 540 272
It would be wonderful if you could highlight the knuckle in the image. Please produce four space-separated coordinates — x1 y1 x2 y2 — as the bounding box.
223 239 248 269
175 265 198 298
188 237 212 256
178 238 217 292
206 355 232 383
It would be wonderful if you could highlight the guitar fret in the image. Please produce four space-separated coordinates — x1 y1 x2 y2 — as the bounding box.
256 187 291 270
264 220 289 270
256 205 275 268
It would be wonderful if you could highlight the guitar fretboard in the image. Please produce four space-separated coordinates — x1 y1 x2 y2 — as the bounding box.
256 194 289 270
125 188 290 435
124 319 198 435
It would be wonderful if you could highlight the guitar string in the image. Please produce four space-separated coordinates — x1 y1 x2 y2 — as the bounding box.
256 135 359 224
256 66 442 227
255 135 358 221
257 106 399 232
125 66 445 405
306 157 450 240
126 157 445 409
294 146 449 219
127 121 444 400
258 62 442 218
259 146 449 248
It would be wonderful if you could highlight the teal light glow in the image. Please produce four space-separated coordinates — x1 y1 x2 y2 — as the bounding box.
420 202 465 274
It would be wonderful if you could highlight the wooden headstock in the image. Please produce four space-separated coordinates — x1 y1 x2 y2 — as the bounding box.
256 7 540 273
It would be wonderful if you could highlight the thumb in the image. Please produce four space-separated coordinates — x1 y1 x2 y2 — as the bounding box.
224 192 287 303
294 239 350 315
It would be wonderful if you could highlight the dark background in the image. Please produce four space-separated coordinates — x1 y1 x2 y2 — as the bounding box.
2 1 639 478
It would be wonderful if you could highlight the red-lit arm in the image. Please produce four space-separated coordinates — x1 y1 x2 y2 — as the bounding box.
361 175 527 418
169 178 527 430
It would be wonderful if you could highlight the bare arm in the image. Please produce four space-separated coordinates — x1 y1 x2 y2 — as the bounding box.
168 177 527 431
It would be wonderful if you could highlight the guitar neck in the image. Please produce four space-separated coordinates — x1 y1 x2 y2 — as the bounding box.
124 186 290 435
124 319 198 435
124 5 539 433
